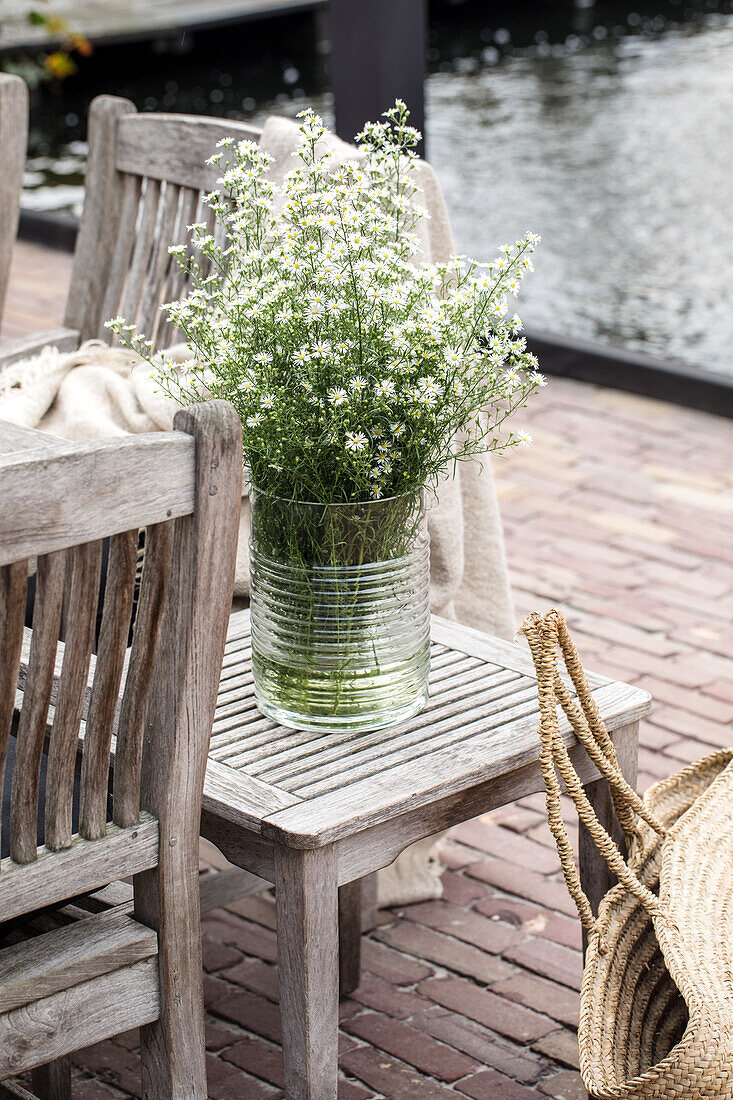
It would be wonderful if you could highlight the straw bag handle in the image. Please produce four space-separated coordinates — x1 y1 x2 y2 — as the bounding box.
522 610 668 945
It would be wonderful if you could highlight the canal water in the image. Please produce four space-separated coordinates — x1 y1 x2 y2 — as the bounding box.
19 0 733 374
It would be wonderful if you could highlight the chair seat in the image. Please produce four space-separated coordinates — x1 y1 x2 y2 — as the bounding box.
201 610 650 847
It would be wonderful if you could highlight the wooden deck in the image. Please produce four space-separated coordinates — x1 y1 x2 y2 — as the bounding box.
3 239 733 1099
0 0 325 52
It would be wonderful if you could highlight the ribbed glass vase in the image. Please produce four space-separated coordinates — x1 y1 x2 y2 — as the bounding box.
249 487 431 732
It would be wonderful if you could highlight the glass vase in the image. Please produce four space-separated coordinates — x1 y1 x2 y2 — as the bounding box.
249 487 431 732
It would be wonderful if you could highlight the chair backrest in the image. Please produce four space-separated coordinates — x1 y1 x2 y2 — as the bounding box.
0 401 242 924
0 73 28 327
65 96 262 350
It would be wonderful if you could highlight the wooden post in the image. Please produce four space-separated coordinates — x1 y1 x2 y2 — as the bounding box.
338 878 362 997
579 721 639 956
31 1059 71 1100
134 402 242 1100
0 74 28 326
329 0 427 155
275 845 339 1100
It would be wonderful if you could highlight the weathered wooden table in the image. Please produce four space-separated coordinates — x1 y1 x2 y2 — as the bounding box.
200 608 651 1100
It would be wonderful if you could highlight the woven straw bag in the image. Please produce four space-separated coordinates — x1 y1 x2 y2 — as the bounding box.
522 609 733 1100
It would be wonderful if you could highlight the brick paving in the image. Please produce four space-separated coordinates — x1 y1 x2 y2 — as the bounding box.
4 240 733 1098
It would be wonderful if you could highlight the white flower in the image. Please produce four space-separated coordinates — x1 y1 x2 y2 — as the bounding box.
376 379 396 398
312 341 331 358
246 413 263 427
349 376 368 393
254 351 272 365
238 377 255 393
345 431 368 452
328 387 348 406
260 393 275 409
530 371 547 387
516 430 533 447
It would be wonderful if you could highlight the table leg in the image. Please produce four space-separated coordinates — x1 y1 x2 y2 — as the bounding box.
578 720 639 1100
275 845 339 1100
579 720 639 956
338 879 362 997
31 1058 71 1099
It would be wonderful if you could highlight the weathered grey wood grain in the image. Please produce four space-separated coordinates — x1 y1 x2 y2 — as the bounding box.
0 818 159 924
199 868 270 914
113 521 174 828
10 551 66 864
0 959 160 1079
261 680 651 848
45 540 102 850
0 330 80 372
0 432 195 567
0 560 27 864
116 112 261 192
257 679 537 791
31 1059 71 1100
338 879 362 997
200 809 275 882
430 615 610 688
275 845 339 1099
0 400 241 1089
0 1078 37 1099
203 757 300 832
0 74 28 326
331 735 616 885
156 186 200 349
0 908 157 1014
64 95 137 343
134 401 242 1100
121 177 162 324
80 529 137 839
579 721 639 959
139 180 181 340
0 422 62 456
99 171 143 333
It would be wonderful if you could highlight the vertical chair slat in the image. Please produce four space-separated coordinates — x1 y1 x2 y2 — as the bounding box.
10 552 66 864
156 186 199 350
0 561 28 865
44 540 103 851
113 521 174 828
99 172 143 339
120 177 162 329
140 181 181 341
79 530 137 840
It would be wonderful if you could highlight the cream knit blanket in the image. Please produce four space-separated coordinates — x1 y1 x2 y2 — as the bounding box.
0 116 514 640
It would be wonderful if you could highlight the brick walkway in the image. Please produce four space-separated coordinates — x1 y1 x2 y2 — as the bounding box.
4 240 733 1099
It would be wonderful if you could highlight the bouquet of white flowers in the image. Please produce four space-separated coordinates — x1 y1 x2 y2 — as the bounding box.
109 102 543 731
109 101 542 508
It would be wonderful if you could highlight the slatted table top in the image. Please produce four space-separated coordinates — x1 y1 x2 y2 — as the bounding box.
202 610 651 846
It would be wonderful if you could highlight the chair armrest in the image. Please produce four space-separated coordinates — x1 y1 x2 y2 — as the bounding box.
0 327 80 371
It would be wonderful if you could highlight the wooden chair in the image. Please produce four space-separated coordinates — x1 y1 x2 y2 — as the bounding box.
0 94 261 369
0 73 28 327
0 401 242 1098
